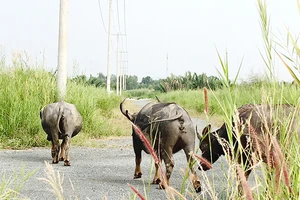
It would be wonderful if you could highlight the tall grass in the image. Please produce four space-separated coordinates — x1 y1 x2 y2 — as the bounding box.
0 52 126 149
0 66 56 148
157 82 299 119
180 0 300 199
150 1 300 199
256 2 300 197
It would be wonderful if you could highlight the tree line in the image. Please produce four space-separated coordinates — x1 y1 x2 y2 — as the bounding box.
71 71 223 92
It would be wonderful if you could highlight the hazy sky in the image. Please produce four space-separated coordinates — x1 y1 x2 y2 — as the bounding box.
1 0 300 82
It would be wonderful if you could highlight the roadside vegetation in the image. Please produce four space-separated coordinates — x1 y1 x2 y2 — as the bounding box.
2 60 298 149
0 54 126 149
1 0 300 199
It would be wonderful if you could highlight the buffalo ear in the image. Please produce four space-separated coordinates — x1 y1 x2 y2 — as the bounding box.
202 124 211 135
201 124 212 141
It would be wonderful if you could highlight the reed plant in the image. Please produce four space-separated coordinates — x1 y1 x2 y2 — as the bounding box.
184 1 300 199
151 1 300 198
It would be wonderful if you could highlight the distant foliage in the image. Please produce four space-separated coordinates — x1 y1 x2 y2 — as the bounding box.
126 75 139 90
71 71 222 93
157 72 223 92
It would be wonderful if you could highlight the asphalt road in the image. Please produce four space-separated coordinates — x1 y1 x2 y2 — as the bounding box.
0 120 238 200
0 99 259 200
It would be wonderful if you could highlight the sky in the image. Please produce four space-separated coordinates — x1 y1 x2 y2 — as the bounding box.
1 0 300 82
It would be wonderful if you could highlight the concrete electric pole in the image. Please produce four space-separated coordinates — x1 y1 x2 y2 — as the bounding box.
113 33 126 95
106 0 113 94
57 0 68 100
115 33 120 95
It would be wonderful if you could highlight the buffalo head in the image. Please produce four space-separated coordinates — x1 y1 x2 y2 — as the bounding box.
197 124 226 170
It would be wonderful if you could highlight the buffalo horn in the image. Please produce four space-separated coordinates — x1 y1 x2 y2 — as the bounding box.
120 98 135 122
196 125 202 140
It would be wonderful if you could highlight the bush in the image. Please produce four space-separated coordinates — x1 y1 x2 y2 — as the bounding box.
0 64 125 148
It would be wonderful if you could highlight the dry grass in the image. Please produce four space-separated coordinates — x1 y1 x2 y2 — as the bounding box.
38 162 65 200
236 165 254 200
0 166 35 199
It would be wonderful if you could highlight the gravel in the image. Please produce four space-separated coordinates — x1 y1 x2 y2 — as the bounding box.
0 99 260 199
0 119 235 200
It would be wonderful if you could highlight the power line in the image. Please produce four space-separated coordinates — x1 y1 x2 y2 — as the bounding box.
97 0 108 34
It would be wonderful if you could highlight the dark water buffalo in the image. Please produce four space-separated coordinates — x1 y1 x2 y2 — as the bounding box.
120 98 201 192
198 104 299 192
40 101 83 166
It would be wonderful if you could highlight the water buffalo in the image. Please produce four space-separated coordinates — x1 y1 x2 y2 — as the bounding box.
120 98 201 192
40 101 83 166
198 104 299 192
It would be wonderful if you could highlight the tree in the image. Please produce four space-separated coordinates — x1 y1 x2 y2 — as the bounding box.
71 75 87 84
86 73 106 88
110 74 117 90
141 76 153 86
139 76 154 89
126 75 139 90
96 73 106 84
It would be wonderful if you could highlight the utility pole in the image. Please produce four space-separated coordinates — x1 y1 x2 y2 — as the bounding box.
112 32 126 95
113 33 126 95
118 51 127 94
120 64 123 95
106 0 112 94
57 0 68 100
115 33 120 95
122 60 128 90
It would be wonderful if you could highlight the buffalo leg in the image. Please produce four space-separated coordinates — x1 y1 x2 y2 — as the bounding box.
59 137 67 161
159 148 174 189
63 135 71 166
51 131 60 164
184 149 201 193
134 149 142 179
152 160 161 184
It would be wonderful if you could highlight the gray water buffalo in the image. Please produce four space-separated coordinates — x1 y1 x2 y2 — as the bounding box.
40 101 82 166
198 104 299 192
120 98 201 192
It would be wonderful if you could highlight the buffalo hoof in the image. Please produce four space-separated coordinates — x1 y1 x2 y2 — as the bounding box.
59 158 64 161
64 160 71 166
193 180 201 193
52 160 59 164
152 178 161 184
133 172 142 179
158 183 166 190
